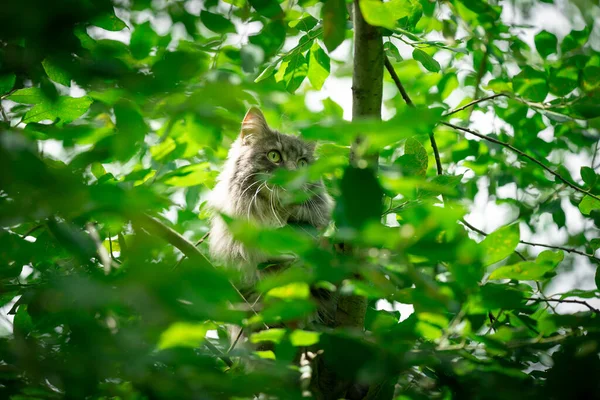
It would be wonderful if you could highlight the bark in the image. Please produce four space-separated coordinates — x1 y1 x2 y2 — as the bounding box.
311 2 385 399
350 0 383 168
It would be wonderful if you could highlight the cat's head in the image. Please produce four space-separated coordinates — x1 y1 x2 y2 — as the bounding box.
237 107 316 175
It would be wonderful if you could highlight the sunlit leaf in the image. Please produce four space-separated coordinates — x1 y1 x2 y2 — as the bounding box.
481 223 520 266
307 42 330 90
157 322 209 350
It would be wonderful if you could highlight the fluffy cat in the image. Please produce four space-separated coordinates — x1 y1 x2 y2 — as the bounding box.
208 107 334 283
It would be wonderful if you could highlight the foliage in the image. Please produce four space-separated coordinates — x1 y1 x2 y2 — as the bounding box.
1 0 600 399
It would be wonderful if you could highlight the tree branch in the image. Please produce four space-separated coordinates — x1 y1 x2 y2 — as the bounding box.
443 122 600 203
383 56 413 107
443 93 508 117
526 297 600 314
461 218 599 262
384 55 442 175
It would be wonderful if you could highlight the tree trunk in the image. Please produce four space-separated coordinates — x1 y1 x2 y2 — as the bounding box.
311 2 385 399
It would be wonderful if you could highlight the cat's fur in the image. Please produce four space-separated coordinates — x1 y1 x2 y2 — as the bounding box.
208 108 333 283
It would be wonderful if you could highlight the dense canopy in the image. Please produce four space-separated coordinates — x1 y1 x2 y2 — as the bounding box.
1 0 600 399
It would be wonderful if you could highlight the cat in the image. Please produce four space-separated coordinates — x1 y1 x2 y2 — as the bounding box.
208 107 334 284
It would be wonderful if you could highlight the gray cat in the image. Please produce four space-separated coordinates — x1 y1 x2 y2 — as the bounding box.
208 107 334 284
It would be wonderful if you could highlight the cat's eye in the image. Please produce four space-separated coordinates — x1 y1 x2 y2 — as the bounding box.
267 150 282 163
298 158 308 168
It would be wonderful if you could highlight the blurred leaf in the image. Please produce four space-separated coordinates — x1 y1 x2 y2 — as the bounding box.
579 195 600 215
359 0 423 30
200 11 236 34
534 30 557 59
161 163 216 187
91 11 127 31
267 282 311 299
0 73 16 95
250 328 286 344
157 322 209 350
322 0 346 52
130 21 159 59
581 166 597 187
335 166 383 229
248 0 284 18
290 330 321 346
514 67 548 102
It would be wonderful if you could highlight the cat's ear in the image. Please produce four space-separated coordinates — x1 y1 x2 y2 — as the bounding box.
241 107 269 143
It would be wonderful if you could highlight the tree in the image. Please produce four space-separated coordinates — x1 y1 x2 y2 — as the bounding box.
1 0 600 398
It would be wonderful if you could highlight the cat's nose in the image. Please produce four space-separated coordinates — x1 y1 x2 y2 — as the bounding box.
285 161 297 170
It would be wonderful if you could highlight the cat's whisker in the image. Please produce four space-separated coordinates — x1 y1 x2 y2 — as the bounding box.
247 182 265 221
238 178 263 201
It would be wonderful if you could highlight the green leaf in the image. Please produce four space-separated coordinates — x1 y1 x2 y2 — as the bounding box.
335 166 383 229
513 67 548 102
395 137 428 177
548 66 578 96
322 0 347 52
359 0 423 30
581 166 597 188
274 52 308 93
157 322 209 350
489 250 563 281
200 11 236 34
289 15 318 32
161 163 216 187
91 11 127 31
249 21 286 57
404 137 428 176
536 250 564 267
42 58 71 86
250 328 286 344
307 42 330 90
255 63 277 83
481 223 520 266
289 330 321 346
413 49 440 72
579 195 600 215
489 261 552 281
8 87 44 104
0 73 16 95
561 27 590 53
384 42 402 62
267 282 310 299
130 21 159 59
248 0 283 18
534 30 557 59
23 96 93 125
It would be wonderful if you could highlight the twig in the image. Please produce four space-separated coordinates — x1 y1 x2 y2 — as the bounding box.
136 214 268 327
107 232 121 265
204 340 233 368
384 56 413 107
443 93 508 117
172 231 210 270
443 122 600 203
526 297 600 314
384 55 443 175
22 224 44 238
519 240 600 262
